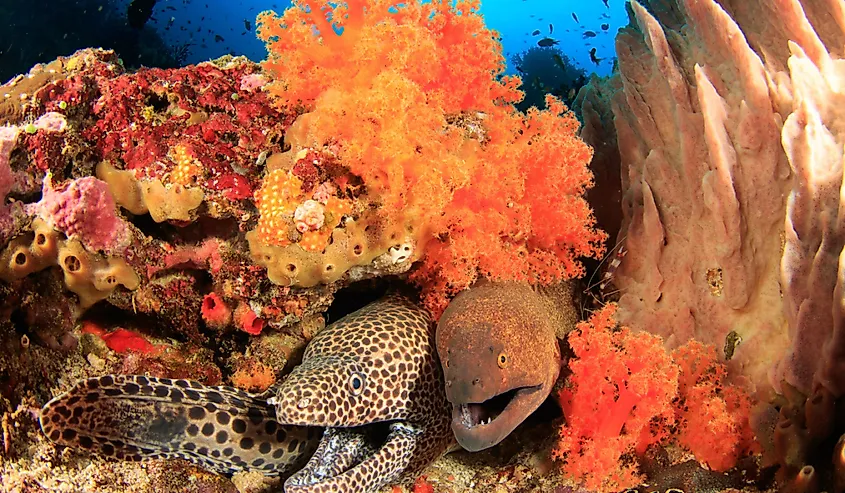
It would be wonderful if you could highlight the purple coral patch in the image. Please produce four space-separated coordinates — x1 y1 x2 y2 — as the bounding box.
31 175 130 254
0 126 19 198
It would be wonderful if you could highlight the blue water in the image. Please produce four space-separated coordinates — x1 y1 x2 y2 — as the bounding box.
146 0 626 77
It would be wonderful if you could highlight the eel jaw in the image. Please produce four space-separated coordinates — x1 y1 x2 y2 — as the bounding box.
450 383 546 452
285 426 379 489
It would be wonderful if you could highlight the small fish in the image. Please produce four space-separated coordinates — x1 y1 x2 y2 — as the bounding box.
537 37 559 47
602 0 609 7
214 34 225 42
571 12 579 23
549 23 553 34
583 30 597 38
244 19 251 31
165 5 176 10
568 88 576 100
601 23 609 31
589 47 604 66
531 29 541 36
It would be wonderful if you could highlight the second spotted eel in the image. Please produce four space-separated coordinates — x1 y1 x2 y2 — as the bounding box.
270 294 454 493
40 294 453 492
40 374 319 475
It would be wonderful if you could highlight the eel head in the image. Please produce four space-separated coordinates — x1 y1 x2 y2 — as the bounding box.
436 281 562 451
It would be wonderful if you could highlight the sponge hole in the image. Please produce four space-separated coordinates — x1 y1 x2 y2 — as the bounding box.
63 255 81 273
13 251 28 266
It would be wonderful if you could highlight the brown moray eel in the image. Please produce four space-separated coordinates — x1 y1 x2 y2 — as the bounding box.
269 294 454 493
40 374 319 475
436 280 575 451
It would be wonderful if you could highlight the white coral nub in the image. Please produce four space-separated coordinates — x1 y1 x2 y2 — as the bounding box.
388 243 413 264
294 200 325 233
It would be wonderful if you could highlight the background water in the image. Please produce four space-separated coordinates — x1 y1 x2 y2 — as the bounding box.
147 0 624 75
0 0 626 92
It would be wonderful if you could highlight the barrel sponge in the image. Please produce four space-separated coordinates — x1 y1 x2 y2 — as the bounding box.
57 240 140 308
247 214 421 287
0 219 61 281
0 218 139 307
139 180 204 223
96 161 204 223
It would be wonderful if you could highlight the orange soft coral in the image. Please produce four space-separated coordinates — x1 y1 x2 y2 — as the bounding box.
257 1 605 315
672 341 758 471
554 304 757 492
554 304 678 492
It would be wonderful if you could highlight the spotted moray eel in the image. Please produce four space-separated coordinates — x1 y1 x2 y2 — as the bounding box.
436 280 574 451
40 375 320 476
39 294 451 491
269 294 454 493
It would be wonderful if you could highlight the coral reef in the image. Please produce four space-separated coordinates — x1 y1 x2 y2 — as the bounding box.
1 1 606 491
0 47 411 348
257 0 604 315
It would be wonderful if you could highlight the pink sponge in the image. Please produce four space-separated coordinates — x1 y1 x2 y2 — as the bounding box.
31 174 130 254
0 126 20 239
0 126 17 198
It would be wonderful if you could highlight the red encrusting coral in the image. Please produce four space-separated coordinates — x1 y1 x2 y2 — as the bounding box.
257 0 605 315
411 476 435 493
81 321 162 355
52 59 294 203
201 293 232 328
554 304 756 492
235 302 264 335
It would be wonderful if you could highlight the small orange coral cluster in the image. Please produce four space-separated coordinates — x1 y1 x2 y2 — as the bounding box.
167 143 202 186
554 304 756 492
257 0 604 313
254 164 353 252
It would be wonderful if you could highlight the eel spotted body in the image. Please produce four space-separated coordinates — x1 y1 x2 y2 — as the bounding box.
269 294 454 493
436 280 575 451
40 374 319 475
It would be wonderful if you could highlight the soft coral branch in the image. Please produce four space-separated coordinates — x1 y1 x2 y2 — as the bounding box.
555 304 757 492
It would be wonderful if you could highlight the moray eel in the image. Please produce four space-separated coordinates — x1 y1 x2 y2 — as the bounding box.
269 294 453 493
40 374 319 475
436 280 574 451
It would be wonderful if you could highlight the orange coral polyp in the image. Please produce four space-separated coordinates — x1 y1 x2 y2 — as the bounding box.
255 169 305 246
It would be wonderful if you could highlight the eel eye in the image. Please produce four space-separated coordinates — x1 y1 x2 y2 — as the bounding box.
497 352 508 369
348 372 366 395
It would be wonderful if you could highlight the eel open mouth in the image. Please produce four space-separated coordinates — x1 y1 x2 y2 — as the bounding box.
285 425 383 489
450 383 545 452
